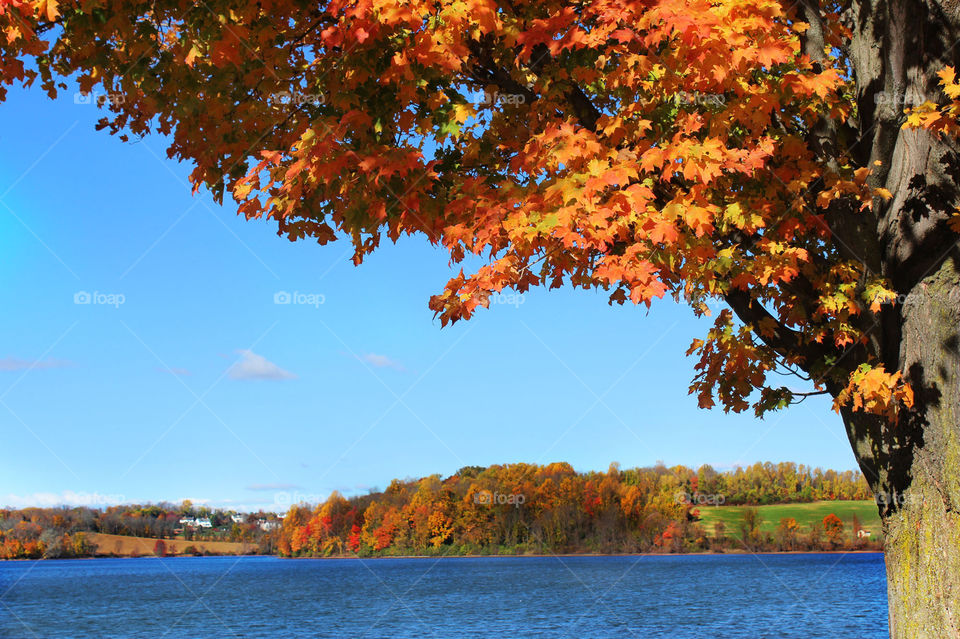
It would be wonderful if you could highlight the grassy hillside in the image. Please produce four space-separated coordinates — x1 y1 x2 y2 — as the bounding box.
88 533 255 557
695 500 881 538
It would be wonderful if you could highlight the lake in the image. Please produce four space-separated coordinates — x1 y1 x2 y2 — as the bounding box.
1 553 887 637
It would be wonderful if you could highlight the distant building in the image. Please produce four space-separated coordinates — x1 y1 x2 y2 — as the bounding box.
857 529 872 539
258 519 280 531
179 517 213 529
230 514 245 524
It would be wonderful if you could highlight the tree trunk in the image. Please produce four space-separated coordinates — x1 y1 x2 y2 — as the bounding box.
841 1 960 633
884 255 960 638
841 256 960 638
884 474 960 638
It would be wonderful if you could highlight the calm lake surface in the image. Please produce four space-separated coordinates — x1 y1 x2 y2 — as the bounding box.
0 553 887 638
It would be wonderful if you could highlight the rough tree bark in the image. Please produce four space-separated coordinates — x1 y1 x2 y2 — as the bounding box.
733 2 960 636
884 257 960 637
840 2 960 636
839 256 960 638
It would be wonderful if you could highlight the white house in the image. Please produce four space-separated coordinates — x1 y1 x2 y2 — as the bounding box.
258 519 280 531
179 517 213 529
857 529 872 539
230 514 245 524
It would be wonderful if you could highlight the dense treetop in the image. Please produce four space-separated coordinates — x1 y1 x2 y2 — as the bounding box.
3 0 957 421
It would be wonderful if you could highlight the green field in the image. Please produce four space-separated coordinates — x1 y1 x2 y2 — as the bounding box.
695 500 881 538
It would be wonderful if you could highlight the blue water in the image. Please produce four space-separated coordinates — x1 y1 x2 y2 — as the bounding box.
0 553 887 638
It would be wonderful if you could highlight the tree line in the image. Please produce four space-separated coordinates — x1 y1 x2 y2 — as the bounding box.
1 461 875 560
0 501 281 559
278 461 876 557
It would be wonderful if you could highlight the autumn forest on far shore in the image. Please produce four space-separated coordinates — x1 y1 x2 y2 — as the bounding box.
1 461 883 560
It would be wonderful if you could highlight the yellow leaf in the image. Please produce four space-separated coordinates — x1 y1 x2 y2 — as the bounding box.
452 103 474 124
40 0 59 21
937 66 956 87
185 45 200 67
233 182 253 200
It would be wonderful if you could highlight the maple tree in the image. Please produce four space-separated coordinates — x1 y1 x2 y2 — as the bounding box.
822 512 844 547
1 0 958 634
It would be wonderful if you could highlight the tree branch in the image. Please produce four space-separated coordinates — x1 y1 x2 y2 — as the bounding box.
465 39 601 132
723 288 808 364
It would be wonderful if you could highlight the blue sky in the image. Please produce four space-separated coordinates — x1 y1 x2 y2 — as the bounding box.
0 84 858 513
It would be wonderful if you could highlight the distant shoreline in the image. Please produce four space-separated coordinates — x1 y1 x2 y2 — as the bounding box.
1 549 884 561
286 549 885 559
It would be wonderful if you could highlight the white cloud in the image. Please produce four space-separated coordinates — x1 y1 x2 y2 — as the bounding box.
0 357 74 372
1 490 125 508
359 353 406 371
228 350 296 381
